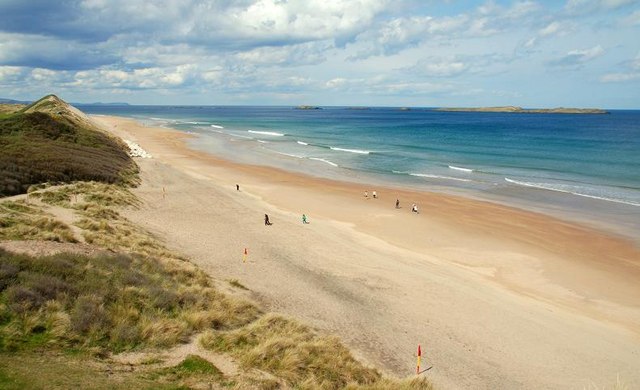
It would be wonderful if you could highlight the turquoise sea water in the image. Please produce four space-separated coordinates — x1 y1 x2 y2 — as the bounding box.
81 105 640 238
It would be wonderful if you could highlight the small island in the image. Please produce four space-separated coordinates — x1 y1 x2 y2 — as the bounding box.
295 105 321 110
434 106 608 114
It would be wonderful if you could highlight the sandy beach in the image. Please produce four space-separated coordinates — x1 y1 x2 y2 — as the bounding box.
94 115 640 389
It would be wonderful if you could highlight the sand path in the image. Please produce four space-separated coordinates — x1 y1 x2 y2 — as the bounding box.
94 116 640 390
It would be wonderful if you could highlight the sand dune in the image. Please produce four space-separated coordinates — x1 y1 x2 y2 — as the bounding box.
93 115 640 389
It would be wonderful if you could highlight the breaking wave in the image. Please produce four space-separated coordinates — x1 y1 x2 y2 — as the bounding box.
309 157 338 167
448 165 473 172
330 147 370 154
504 178 640 206
248 130 285 136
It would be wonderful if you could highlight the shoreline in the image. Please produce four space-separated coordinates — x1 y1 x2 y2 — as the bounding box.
93 114 640 389
175 115 640 244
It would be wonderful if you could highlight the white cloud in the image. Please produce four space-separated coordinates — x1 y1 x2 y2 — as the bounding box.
411 57 469 77
600 72 640 82
71 66 199 90
550 45 605 67
622 9 640 25
0 66 25 83
234 42 330 66
325 78 348 89
569 45 604 60
521 20 575 51
30 68 57 81
539 21 562 37
600 52 640 83
565 0 636 14
350 1 543 59
182 0 390 48
523 37 538 48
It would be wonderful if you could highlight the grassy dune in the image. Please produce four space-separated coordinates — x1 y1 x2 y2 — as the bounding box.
0 95 138 196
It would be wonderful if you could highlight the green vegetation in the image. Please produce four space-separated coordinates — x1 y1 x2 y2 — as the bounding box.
201 313 380 387
0 104 25 117
0 200 76 242
156 355 223 383
200 313 435 389
0 352 185 389
0 248 259 353
0 95 137 196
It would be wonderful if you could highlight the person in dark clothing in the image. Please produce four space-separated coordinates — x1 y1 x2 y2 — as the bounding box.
236 184 240 191
264 214 271 225
395 199 400 209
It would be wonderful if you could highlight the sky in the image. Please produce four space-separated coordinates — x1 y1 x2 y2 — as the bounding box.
0 0 639 108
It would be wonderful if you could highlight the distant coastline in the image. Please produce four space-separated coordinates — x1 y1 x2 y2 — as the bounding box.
434 106 608 114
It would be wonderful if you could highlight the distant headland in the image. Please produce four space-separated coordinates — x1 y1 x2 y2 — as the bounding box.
434 106 608 114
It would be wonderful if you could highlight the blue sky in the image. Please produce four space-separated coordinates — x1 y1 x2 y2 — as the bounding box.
0 0 639 108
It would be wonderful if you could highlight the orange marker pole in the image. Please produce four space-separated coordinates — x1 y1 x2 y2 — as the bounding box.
416 344 421 374
243 248 248 263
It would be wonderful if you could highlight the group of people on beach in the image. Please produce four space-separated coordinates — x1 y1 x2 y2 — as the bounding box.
364 190 378 199
244 183 418 229
264 213 309 226
366 189 420 214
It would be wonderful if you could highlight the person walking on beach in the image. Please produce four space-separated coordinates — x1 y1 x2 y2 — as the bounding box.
364 190 368 199
412 204 419 214
302 214 309 224
264 214 271 225
395 199 400 209
236 184 240 191
372 190 377 199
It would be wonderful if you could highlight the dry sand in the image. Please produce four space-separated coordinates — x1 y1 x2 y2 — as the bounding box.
94 115 640 389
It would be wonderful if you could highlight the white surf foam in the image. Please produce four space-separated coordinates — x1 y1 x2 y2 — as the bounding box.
228 133 254 139
211 124 224 129
274 151 303 159
449 165 473 173
297 141 309 145
309 157 338 167
248 130 284 136
330 147 370 155
504 178 640 207
257 140 268 144
409 173 471 182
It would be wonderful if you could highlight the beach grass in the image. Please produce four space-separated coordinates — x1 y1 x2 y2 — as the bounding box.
0 98 138 196
154 354 224 383
0 200 76 242
201 313 381 388
0 248 260 353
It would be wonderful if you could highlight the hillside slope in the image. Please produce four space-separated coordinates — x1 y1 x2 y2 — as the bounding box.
0 95 137 196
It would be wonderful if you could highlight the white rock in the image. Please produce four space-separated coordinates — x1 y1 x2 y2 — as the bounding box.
124 140 152 158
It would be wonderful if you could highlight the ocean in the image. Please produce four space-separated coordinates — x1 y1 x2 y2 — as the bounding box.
80 105 640 239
